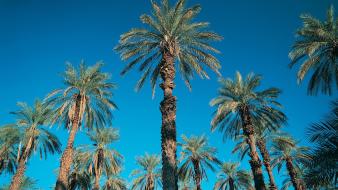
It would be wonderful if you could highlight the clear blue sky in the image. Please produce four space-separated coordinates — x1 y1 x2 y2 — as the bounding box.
0 0 337 189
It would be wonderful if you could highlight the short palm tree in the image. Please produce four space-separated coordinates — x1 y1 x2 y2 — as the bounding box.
0 125 21 175
68 149 91 190
45 62 117 190
210 71 286 190
178 175 195 190
289 5 338 95
115 0 222 188
304 100 337 189
8 101 61 190
102 174 127 190
214 162 253 190
0 177 38 190
178 135 220 190
79 128 123 190
131 153 162 190
271 136 309 190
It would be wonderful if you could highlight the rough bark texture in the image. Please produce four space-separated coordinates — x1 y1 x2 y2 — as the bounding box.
146 177 155 190
257 138 278 190
9 157 26 190
229 178 235 190
160 51 178 190
55 95 82 190
239 105 266 190
286 157 302 190
93 173 100 190
192 159 202 190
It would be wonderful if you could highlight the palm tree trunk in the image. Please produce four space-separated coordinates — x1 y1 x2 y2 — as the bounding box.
159 51 178 190
256 138 278 190
9 156 26 190
239 105 266 190
55 95 82 190
285 157 301 190
146 177 155 190
94 173 100 190
192 159 202 190
229 178 235 190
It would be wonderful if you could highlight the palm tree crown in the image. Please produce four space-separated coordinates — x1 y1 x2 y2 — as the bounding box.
131 153 162 190
214 162 252 190
115 0 222 94
0 125 21 174
289 5 338 95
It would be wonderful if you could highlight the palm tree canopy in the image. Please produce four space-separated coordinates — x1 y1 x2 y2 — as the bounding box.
11 100 62 160
214 162 253 190
130 153 162 190
68 149 92 190
45 61 117 130
79 128 123 178
178 135 220 181
0 124 21 174
289 5 338 95
210 71 287 140
102 175 127 190
271 135 310 173
115 0 222 95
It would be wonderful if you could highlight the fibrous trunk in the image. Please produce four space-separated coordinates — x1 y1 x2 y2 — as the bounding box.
239 105 266 190
55 95 83 190
146 177 155 190
192 159 202 190
159 51 178 190
9 155 26 190
286 157 302 190
257 138 278 190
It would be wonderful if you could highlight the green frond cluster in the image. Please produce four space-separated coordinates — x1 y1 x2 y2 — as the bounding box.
115 0 222 95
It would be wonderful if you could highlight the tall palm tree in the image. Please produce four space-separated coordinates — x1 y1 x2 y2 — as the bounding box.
102 175 127 190
289 5 338 95
0 177 38 190
210 71 286 190
79 128 123 190
178 135 220 190
115 0 222 188
45 62 117 190
271 136 309 190
0 125 21 175
131 153 162 190
304 100 337 189
214 162 253 190
8 101 62 190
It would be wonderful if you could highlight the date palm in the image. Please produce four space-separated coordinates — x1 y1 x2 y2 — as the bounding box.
9 101 62 190
79 128 123 190
289 5 338 95
115 0 222 188
0 125 21 175
102 174 127 190
68 149 91 190
131 153 162 190
45 62 117 190
303 100 337 189
214 162 253 190
271 136 309 190
210 71 286 190
178 135 220 190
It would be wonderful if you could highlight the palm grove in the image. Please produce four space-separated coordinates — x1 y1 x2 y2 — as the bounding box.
0 0 337 190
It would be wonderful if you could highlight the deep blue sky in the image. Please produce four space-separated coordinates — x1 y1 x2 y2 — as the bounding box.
0 0 337 189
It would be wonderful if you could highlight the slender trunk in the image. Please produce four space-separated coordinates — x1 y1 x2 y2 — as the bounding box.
229 178 235 190
256 138 278 190
239 105 266 190
55 95 83 190
160 51 178 190
285 157 301 190
94 173 100 190
192 159 202 190
146 176 155 190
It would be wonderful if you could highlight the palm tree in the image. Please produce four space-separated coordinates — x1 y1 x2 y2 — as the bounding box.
102 175 127 190
131 153 162 190
0 177 38 190
178 135 220 190
68 149 91 190
45 62 117 190
0 125 21 175
79 128 123 190
303 100 337 189
8 100 61 190
271 136 309 190
115 0 222 188
210 71 286 190
214 162 253 190
178 175 195 190
289 5 338 95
